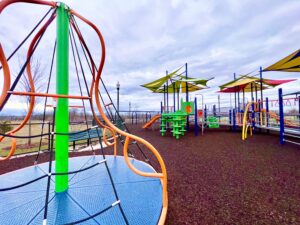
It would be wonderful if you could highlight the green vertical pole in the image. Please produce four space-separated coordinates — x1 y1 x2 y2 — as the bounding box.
55 3 69 193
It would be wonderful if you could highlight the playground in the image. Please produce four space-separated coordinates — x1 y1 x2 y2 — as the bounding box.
1 0 300 225
1 125 299 224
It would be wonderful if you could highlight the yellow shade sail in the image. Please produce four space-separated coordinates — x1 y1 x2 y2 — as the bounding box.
263 49 300 72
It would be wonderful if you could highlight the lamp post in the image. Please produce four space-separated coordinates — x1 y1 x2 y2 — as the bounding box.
116 81 120 113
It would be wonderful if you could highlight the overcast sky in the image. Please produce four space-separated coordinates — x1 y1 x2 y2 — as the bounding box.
1 0 300 115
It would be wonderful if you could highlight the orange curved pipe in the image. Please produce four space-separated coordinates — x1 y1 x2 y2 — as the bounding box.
0 14 55 146
0 0 56 13
70 19 118 155
71 10 168 221
0 138 16 161
102 127 117 156
0 44 11 109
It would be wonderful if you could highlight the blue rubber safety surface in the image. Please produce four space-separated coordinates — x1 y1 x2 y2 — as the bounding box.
0 156 163 225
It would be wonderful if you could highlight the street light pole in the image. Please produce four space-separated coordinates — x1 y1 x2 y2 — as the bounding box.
116 81 120 113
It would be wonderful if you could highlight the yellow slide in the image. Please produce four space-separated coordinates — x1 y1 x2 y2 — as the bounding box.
143 114 161 128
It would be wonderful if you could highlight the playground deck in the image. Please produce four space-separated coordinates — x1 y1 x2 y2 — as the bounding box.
0 125 299 225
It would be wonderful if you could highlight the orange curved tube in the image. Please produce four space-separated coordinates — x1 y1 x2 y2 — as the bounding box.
102 127 117 156
70 20 119 156
71 10 168 221
0 0 56 13
0 138 16 161
0 44 11 109
0 13 55 147
124 136 163 179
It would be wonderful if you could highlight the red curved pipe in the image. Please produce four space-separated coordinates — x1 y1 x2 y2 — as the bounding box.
0 0 56 13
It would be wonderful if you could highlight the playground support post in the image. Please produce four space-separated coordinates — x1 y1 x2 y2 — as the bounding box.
163 85 166 112
194 97 199 136
204 104 207 124
160 101 163 114
233 108 236 131
229 109 232 129
279 88 285 144
218 95 221 122
234 73 236 111
173 82 175 112
266 97 269 133
259 66 263 108
166 71 169 113
55 2 69 193
185 63 189 131
251 97 255 133
298 96 300 128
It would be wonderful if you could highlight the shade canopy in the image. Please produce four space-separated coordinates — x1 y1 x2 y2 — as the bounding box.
141 67 182 92
141 67 212 93
263 49 300 72
219 76 296 93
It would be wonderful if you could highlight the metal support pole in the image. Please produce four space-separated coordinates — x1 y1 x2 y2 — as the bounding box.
163 85 166 112
266 97 270 133
173 82 175 112
279 88 285 144
185 63 189 130
260 66 263 108
234 73 236 110
55 3 69 193
166 71 169 113
194 97 198 136
233 108 236 131
116 81 120 114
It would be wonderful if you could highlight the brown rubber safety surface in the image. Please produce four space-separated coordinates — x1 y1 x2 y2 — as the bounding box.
1 125 300 225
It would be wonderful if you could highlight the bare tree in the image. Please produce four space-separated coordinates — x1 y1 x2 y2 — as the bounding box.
16 57 46 145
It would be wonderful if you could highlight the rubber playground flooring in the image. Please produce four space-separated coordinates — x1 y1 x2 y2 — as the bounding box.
1 125 299 225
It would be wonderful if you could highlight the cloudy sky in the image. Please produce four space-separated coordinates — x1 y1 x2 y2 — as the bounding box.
1 0 300 115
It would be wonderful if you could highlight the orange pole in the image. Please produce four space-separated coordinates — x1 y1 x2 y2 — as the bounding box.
0 44 11 108
0 138 16 161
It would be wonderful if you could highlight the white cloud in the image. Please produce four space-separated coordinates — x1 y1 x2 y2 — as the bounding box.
0 0 300 115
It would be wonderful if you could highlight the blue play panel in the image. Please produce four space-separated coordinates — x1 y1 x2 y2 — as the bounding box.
0 155 163 225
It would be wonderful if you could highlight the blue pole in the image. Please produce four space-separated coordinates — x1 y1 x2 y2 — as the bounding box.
279 88 285 144
185 63 189 131
266 97 269 129
234 73 236 111
258 99 261 126
194 97 198 136
166 70 169 113
251 97 255 132
260 66 263 108
160 101 163 114
229 109 232 129
233 108 236 131
298 96 300 129
204 104 207 123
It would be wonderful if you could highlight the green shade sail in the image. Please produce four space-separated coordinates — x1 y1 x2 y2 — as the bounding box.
141 67 212 93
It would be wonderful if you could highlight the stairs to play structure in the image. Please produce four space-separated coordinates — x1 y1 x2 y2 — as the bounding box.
160 112 187 139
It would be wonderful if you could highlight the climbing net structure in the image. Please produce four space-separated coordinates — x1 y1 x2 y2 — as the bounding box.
0 1 167 224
